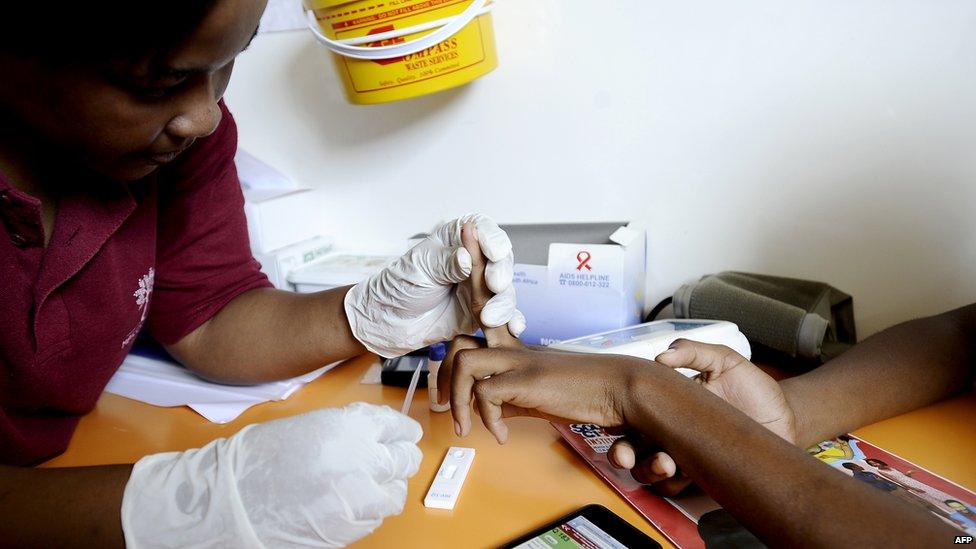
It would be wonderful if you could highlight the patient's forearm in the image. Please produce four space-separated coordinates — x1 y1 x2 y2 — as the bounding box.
624 366 956 547
781 304 975 448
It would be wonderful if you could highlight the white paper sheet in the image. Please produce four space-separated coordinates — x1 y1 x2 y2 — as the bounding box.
105 353 338 423
235 149 298 191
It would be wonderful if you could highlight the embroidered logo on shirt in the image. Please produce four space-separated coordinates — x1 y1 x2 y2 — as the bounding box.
122 267 155 349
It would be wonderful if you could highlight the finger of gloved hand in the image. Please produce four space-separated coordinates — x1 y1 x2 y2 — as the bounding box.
374 440 423 483
449 247 473 283
507 309 527 338
481 285 517 328
422 244 472 286
345 402 424 444
471 214 512 263
379 478 409 517
332 473 406 522
484 253 514 294
655 338 747 377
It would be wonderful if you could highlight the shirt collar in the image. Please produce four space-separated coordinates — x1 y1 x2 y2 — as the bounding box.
0 170 45 249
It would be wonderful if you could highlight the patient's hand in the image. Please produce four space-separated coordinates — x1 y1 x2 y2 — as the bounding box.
441 223 796 496
609 340 797 495
436 222 526 434
440 223 664 443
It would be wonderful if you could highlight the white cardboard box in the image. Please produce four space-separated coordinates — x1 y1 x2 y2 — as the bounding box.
243 187 322 254
253 236 334 289
502 222 646 346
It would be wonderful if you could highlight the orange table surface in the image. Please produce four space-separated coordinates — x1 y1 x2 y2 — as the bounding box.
43 355 976 548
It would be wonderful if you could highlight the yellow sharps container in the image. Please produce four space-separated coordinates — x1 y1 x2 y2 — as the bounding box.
303 0 498 105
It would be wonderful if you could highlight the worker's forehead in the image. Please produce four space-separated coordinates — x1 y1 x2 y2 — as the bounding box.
157 0 265 75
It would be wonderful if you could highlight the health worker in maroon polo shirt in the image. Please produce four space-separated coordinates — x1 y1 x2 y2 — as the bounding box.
0 2 524 547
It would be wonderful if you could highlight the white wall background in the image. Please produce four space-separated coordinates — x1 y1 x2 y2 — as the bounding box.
226 0 976 337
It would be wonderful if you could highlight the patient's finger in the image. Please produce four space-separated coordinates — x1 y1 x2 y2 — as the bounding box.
633 452 679 485
609 436 689 492
460 222 519 348
460 223 490 315
450 347 517 437
608 438 638 469
468 372 570 443
655 339 749 378
438 335 485 405
474 378 510 444
649 471 693 497
608 436 677 484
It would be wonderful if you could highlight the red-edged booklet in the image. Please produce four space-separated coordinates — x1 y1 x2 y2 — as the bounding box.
553 423 976 548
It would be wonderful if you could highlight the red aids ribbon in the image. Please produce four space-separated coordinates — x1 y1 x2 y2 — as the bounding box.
576 251 592 271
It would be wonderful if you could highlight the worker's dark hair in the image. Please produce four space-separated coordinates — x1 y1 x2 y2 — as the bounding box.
1 2 218 63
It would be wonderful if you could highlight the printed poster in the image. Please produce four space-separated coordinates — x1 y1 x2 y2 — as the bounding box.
554 424 976 548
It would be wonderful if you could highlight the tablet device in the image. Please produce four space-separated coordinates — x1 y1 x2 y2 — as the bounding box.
500 504 660 549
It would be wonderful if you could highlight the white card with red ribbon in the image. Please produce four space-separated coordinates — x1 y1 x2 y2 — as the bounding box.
547 243 626 293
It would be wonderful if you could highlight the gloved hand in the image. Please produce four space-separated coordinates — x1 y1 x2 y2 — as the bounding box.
121 403 423 548
344 213 526 358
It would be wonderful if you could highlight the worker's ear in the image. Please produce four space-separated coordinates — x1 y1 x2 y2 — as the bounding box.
459 222 521 349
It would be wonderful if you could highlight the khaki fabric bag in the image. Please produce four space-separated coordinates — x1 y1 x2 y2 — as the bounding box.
672 271 856 362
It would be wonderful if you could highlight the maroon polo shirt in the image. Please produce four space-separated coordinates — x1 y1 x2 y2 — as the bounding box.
0 102 272 465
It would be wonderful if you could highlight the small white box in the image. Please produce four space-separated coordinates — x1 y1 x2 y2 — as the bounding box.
243 187 322 254
253 236 334 289
503 222 646 346
287 254 396 293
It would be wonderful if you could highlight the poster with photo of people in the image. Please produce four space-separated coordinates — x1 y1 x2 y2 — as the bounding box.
557 423 976 548
810 436 976 535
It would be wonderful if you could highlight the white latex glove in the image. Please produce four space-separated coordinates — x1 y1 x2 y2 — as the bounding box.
121 403 423 548
344 213 526 358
